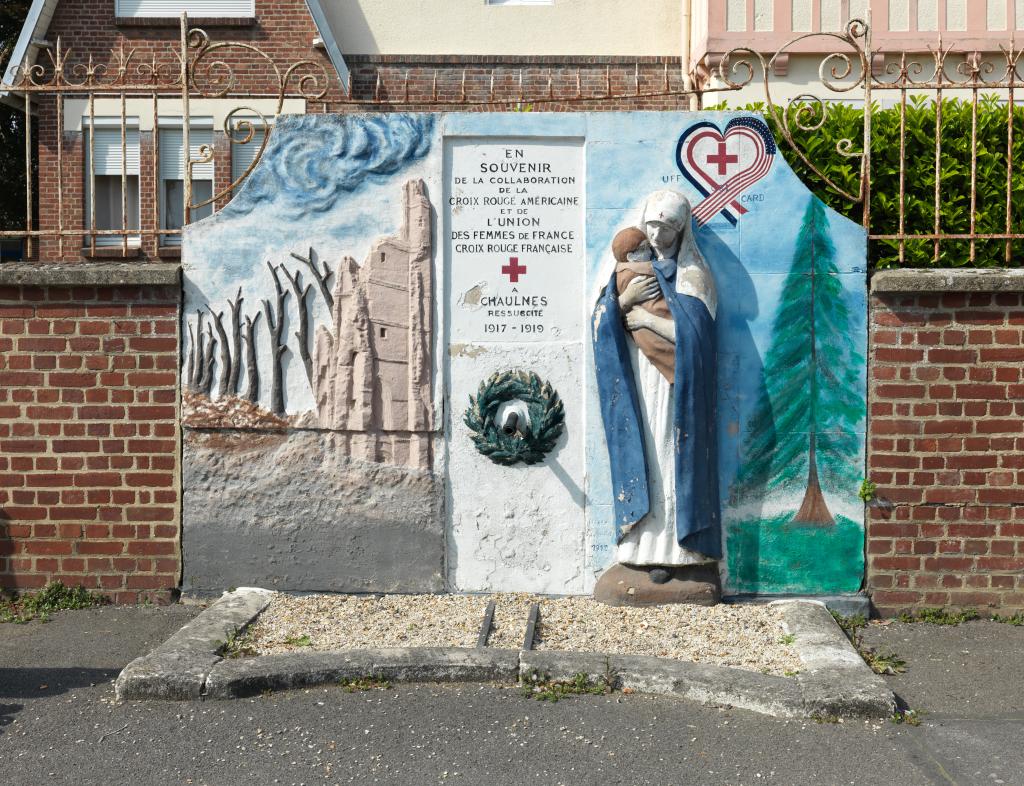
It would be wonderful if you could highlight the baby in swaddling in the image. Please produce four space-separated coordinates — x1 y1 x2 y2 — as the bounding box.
613 227 675 383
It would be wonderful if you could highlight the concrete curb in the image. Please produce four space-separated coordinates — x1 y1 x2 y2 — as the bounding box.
520 650 806 718
774 599 898 719
116 595 896 719
115 587 274 700
206 648 520 699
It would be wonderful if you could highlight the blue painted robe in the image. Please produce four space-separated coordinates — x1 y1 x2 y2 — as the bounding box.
593 255 722 559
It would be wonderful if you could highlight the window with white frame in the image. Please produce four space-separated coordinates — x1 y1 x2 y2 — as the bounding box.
84 119 141 248
159 118 214 245
115 0 255 18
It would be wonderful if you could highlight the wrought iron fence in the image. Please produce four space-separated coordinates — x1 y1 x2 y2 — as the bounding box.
716 18 1024 265
0 13 1021 265
0 12 329 259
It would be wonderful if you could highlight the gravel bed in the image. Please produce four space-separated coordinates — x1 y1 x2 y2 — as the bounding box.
244 593 488 653
243 593 801 675
535 597 801 676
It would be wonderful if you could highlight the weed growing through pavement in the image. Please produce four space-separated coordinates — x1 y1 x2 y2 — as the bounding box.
339 676 392 692
897 607 1024 626
780 633 797 645
811 713 842 724
890 709 923 727
830 611 906 676
218 628 258 658
898 608 980 625
519 669 615 702
863 651 907 675
0 581 106 624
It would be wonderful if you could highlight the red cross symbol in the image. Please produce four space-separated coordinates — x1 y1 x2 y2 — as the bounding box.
501 256 527 283
706 141 739 176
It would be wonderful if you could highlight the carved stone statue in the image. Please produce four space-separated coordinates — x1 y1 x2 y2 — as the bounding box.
591 190 721 605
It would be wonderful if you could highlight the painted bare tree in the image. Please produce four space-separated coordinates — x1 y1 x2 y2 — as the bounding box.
291 247 334 309
196 323 217 396
242 311 262 403
185 321 195 392
187 310 208 392
282 265 314 386
227 288 244 395
262 261 290 416
206 306 231 397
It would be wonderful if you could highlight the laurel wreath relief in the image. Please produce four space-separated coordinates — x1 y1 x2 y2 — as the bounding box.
463 370 565 466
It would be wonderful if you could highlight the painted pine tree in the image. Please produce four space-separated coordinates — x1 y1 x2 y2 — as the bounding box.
733 197 864 525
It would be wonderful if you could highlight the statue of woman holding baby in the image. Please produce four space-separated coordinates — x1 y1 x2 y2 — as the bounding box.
592 189 721 605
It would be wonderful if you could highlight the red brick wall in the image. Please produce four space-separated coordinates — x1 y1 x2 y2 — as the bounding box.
0 283 180 603
867 290 1024 616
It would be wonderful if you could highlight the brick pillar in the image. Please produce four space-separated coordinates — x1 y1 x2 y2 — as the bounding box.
867 271 1024 616
0 265 181 603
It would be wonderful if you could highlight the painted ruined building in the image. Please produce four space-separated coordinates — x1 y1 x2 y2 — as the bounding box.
313 179 435 471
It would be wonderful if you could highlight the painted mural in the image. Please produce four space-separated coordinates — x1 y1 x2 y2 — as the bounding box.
180 110 866 598
726 197 866 594
574 112 866 597
181 115 445 594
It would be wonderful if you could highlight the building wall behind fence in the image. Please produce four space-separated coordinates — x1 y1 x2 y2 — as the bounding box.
0 271 181 603
867 273 1024 616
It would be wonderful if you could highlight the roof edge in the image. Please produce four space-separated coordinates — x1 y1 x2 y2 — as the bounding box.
303 0 349 93
2 0 51 99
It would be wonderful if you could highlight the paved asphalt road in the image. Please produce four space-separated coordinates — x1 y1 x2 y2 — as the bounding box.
1 606 1022 786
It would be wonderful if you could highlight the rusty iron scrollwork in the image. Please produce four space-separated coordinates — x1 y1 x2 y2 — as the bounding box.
716 19 871 211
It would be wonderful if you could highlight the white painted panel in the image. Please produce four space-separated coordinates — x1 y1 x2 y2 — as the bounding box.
1018 0 1024 29
792 0 813 31
946 0 967 30
329 0 682 57
88 128 140 175
889 0 910 31
445 137 587 593
727 0 747 31
753 0 773 31
917 0 939 31
987 0 1007 29
820 0 842 30
848 0 869 24
115 0 254 17
159 127 214 180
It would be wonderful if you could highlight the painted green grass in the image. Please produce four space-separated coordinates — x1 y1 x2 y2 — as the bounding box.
726 512 864 594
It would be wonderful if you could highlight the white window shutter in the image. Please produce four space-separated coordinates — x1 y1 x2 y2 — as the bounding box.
116 0 255 17
160 127 214 180
230 126 267 184
90 128 140 176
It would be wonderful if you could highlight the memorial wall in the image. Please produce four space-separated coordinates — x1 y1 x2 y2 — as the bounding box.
180 112 868 599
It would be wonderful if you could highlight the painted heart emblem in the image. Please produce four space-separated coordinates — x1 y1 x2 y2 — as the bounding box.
675 117 777 226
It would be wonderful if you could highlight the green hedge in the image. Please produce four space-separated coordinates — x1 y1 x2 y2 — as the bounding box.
739 97 1024 269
